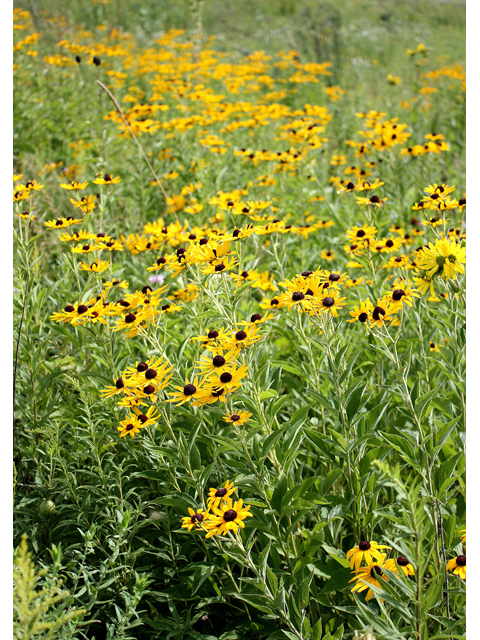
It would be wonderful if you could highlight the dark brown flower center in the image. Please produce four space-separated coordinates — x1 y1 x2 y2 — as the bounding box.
77 304 88 314
235 331 247 341
358 312 368 322
329 273 340 281
392 289 406 301
115 378 124 389
356 230 366 238
65 305 75 313
125 313 136 323
322 297 335 308
145 368 157 380
371 565 383 577
456 555 466 566
138 414 148 424
223 509 237 522
250 313 262 322
215 262 225 272
397 556 409 566
212 355 226 367
208 330 219 339
359 541 371 551
271 298 279 306
183 384 197 396
292 291 305 301
370 195 380 203
191 513 204 523
220 372 233 383
215 487 228 497
230 414 240 421
372 306 385 320
143 385 155 395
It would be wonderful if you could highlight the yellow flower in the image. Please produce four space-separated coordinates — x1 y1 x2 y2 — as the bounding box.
93 174 121 185
350 555 396 602
207 480 236 510
60 180 89 190
79 259 109 273
446 555 466 580
418 239 466 280
346 540 391 570
222 411 252 426
204 499 253 538
70 194 96 213
117 416 143 438
181 509 210 532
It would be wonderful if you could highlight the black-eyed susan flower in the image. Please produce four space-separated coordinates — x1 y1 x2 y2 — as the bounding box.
368 301 398 328
98 239 124 251
395 556 415 576
207 480 236 510
192 327 231 349
196 348 239 375
347 299 374 324
192 384 228 406
350 555 395 601
316 289 347 317
204 498 253 538
346 540 392 570
60 180 88 190
320 249 336 261
93 173 121 185
259 297 281 310
44 217 83 229
221 324 263 350
132 405 159 427
181 508 210 532
79 259 109 273
71 242 102 254
207 362 249 393
446 555 466 580
168 377 206 405
346 225 377 245
384 283 420 309
118 415 144 438
355 194 388 207
222 410 252 426
70 194 96 213
235 312 275 326
23 179 44 191
201 255 238 275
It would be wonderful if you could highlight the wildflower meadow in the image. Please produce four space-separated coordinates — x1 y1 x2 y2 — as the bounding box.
13 1 466 639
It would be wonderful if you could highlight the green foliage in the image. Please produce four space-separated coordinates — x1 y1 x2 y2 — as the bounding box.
13 1 465 639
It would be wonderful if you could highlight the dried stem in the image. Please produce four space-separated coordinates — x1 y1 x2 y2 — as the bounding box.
95 80 178 220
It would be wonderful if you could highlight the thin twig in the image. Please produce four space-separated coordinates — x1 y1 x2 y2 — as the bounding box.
13 273 29 489
95 80 178 221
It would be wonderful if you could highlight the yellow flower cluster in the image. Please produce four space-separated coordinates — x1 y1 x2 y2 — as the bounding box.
181 480 253 539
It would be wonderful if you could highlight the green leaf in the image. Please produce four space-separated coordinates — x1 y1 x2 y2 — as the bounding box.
271 472 288 513
443 513 456 549
259 390 278 401
415 387 439 422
